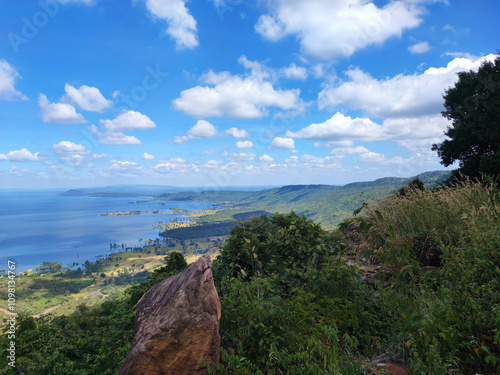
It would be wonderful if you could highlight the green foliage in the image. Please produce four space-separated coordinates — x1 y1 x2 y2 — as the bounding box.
432 54 500 179
210 212 395 373
214 212 345 285
160 221 237 240
398 178 425 196
36 261 62 273
363 178 500 373
0 297 135 374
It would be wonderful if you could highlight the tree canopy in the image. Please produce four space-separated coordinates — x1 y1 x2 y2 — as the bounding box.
432 54 500 178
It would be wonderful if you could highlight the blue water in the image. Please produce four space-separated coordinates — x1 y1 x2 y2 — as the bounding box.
0 191 213 272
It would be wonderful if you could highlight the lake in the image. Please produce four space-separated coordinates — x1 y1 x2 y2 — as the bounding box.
0 190 213 273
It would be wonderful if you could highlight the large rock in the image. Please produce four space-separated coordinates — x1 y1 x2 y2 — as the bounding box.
119 255 221 375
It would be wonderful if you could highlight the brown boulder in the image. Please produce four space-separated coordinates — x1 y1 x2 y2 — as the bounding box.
119 255 221 375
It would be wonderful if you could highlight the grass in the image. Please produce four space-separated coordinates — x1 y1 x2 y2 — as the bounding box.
364 177 499 267
356 177 500 373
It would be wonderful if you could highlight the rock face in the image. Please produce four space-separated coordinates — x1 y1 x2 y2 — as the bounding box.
119 255 221 375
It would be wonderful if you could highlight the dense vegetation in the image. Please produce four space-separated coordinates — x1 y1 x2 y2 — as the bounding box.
0 253 188 374
160 221 237 240
158 171 450 235
206 177 499 374
3 175 498 374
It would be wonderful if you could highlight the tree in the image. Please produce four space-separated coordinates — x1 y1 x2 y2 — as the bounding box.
432 54 500 179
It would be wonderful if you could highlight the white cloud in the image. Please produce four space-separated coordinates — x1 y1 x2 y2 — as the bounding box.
88 124 142 145
255 0 426 59
172 56 306 118
100 110 156 132
92 153 111 159
259 154 275 163
381 115 450 141
0 148 42 162
282 63 308 80
51 141 91 165
409 41 430 54
0 60 28 101
52 141 90 155
287 113 384 141
108 160 144 176
358 151 385 163
318 54 497 118
327 140 354 147
285 154 344 170
144 0 198 49
226 127 249 139
270 137 295 149
63 84 112 112
174 121 219 144
154 158 199 174
188 120 218 138
142 152 155 160
329 146 369 155
235 141 254 150
227 153 256 161
38 94 86 124
174 135 189 144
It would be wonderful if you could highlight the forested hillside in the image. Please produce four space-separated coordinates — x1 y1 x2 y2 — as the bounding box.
163 170 451 230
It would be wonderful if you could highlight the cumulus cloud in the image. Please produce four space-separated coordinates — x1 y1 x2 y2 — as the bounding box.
227 153 256 161
63 84 112 112
38 94 86 124
282 63 308 80
255 0 426 59
174 120 219 144
270 137 295 149
0 148 43 162
52 141 90 155
329 146 370 155
236 141 254 150
107 160 144 176
87 125 142 145
259 154 275 163
154 158 199 174
358 151 385 163
172 56 306 118
287 113 385 141
226 127 249 139
0 60 28 101
86 110 155 145
51 141 90 165
409 41 430 54
188 120 218 138
142 152 155 160
100 110 156 132
288 112 450 151
318 54 497 118
285 154 344 170
143 0 198 49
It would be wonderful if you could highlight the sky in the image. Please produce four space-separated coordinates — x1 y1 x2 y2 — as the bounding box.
0 0 498 189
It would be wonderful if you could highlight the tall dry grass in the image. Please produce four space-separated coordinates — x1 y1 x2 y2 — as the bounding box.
365 178 499 267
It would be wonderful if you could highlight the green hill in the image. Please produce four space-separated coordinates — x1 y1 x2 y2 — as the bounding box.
159 170 451 230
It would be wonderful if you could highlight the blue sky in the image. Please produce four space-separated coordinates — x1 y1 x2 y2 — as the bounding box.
0 0 498 189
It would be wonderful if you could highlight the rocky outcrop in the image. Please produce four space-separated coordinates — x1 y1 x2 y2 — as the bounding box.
119 255 221 375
